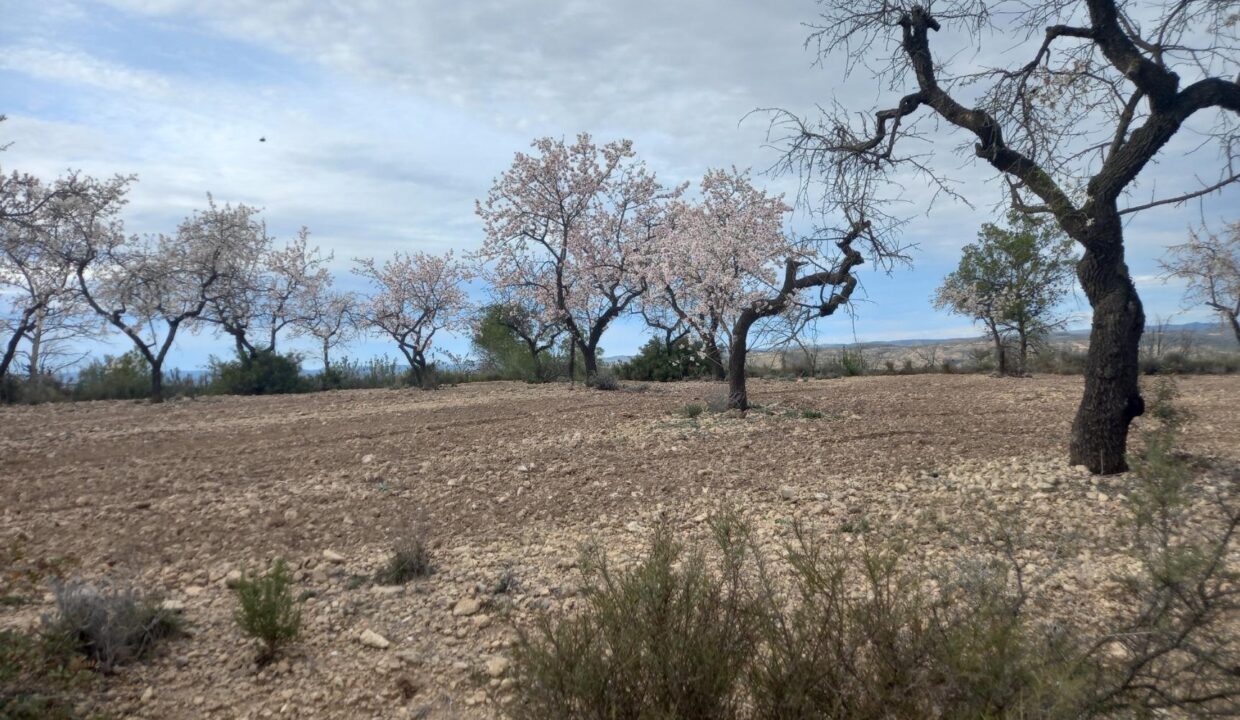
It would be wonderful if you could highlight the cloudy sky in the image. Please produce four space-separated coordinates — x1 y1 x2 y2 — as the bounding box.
2 0 1236 370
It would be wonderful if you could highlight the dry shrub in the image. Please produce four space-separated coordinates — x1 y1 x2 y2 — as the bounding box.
44 579 182 674
375 518 435 585
509 399 1238 719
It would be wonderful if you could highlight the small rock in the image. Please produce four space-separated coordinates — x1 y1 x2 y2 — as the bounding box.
779 486 797 501
140 687 154 703
453 597 483 616
283 508 299 522
362 454 376 464
224 569 244 588
359 629 391 649
160 599 186 613
484 656 510 678
323 550 346 564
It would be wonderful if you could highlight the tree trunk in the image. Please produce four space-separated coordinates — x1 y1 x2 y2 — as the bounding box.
704 336 726 381
150 361 165 403
1069 225 1144 475
727 312 759 410
989 325 1007 376
28 311 44 383
582 342 599 383
1018 328 1029 376
0 322 29 383
1229 312 1240 345
567 343 576 387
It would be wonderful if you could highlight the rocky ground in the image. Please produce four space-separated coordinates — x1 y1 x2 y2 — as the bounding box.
1 375 1237 719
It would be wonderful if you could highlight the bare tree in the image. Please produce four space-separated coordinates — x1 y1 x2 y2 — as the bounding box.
354 251 470 388
1160 220 1240 343
67 196 263 402
770 0 1240 473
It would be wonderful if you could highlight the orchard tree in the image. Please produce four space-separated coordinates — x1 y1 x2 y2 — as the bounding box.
294 289 358 380
354 250 469 388
771 0 1240 473
205 223 331 358
1160 221 1240 343
724 213 899 409
475 134 684 383
644 168 792 383
1 173 129 385
69 196 264 402
935 214 1077 374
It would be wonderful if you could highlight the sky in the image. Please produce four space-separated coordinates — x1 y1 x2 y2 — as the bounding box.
1 0 1236 371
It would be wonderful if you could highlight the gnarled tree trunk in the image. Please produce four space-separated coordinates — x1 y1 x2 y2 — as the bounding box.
1069 220 1144 474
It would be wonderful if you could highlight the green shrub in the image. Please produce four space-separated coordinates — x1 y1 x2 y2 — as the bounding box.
616 337 713 382
234 559 301 664
44 579 182 673
800 409 824 419
71 351 151 401
210 350 306 396
676 403 705 418
587 371 619 391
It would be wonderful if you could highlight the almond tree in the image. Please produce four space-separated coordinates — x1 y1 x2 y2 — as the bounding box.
294 288 358 381
643 168 792 383
205 223 331 358
771 0 1240 473
1 169 132 385
68 197 264 402
1160 220 1240 343
354 250 469 388
475 134 683 383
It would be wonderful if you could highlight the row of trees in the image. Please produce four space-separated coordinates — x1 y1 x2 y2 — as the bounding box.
5 121 1238 475
2 132 889 410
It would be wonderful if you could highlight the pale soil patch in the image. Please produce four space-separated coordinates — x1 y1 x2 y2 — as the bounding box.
1 375 1237 718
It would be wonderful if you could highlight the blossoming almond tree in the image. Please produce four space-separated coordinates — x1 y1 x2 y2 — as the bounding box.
475 134 684 383
68 196 265 402
354 250 469 388
642 168 793 383
204 222 332 359
294 289 358 381
1160 221 1240 344
0 172 130 385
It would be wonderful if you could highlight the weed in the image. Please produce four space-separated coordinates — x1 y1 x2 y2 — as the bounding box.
374 519 434 586
233 559 301 664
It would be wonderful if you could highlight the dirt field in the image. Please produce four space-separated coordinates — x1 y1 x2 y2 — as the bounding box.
2 375 1238 719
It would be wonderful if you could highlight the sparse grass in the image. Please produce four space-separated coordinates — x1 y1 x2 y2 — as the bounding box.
44 579 182 674
374 517 435 586
800 408 824 419
492 564 520 595
0 627 95 720
233 559 301 664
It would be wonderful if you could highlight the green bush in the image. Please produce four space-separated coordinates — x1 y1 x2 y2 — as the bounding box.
71 351 151 401
676 403 705 419
587 371 619 391
210 350 307 396
616 337 713 382
234 559 301 664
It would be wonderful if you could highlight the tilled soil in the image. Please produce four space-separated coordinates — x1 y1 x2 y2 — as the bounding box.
1 375 1237 719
